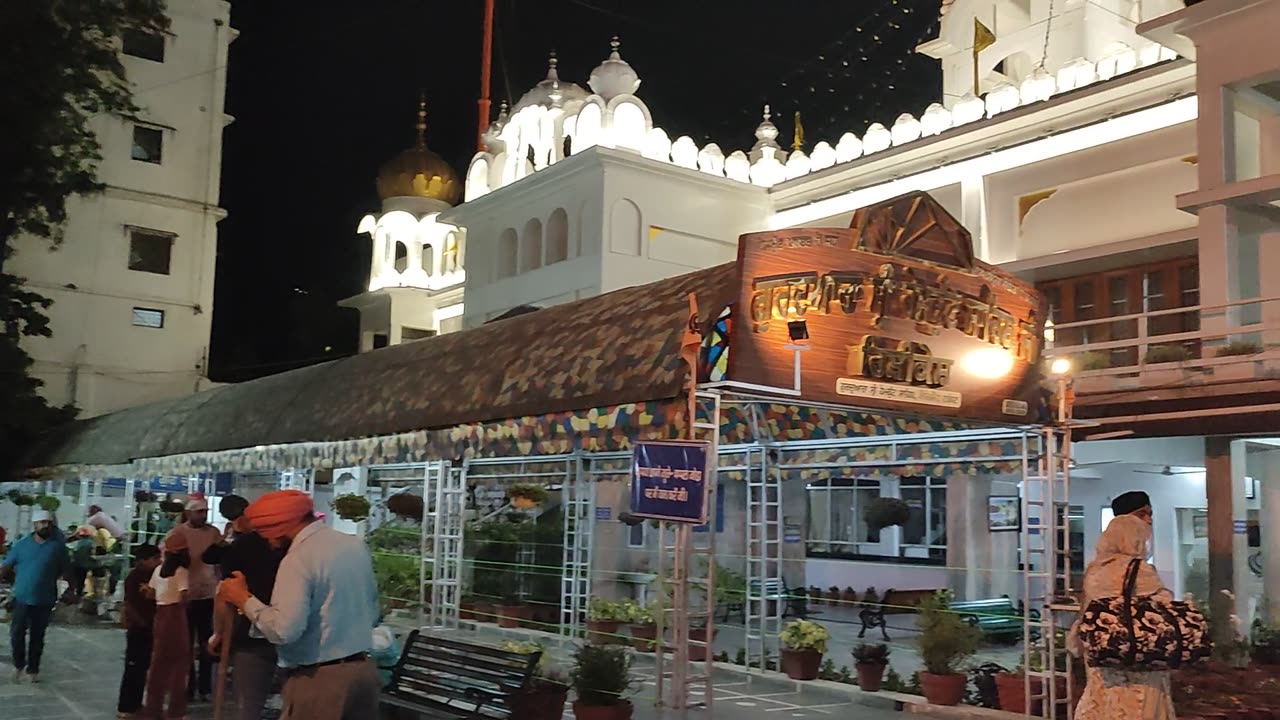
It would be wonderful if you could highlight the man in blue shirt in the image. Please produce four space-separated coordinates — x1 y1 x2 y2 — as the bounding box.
2 509 68 683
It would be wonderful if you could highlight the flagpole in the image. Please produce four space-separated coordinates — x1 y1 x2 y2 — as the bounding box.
476 0 496 151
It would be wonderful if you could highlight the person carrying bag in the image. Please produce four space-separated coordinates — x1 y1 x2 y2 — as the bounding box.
1071 514 1210 720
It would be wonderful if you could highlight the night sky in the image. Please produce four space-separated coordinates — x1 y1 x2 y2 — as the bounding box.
210 0 941 382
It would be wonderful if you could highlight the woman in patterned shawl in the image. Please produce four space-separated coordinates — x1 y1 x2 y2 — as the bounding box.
1073 514 1177 720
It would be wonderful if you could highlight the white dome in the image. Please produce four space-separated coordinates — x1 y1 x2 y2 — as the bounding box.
482 101 510 152
513 52 588 112
749 104 785 163
587 37 641 100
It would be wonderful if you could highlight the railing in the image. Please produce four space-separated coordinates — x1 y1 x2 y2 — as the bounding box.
1044 295 1280 392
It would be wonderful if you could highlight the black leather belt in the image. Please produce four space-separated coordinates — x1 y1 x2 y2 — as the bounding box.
289 652 368 675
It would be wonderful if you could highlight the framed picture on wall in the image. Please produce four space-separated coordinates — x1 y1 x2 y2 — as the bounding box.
988 495 1021 531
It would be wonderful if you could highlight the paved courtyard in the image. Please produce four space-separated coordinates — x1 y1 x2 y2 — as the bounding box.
1 619 924 720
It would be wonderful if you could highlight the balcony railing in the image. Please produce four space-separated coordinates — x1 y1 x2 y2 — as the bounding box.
1044 296 1280 393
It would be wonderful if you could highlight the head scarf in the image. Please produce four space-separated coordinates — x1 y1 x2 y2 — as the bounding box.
31 510 52 524
88 504 103 516
1084 514 1166 602
1111 491 1151 516
244 490 314 540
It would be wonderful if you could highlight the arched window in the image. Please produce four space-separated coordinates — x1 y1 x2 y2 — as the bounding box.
420 243 434 275
497 228 518 278
394 241 408 273
546 208 569 264
442 232 460 273
522 218 543 272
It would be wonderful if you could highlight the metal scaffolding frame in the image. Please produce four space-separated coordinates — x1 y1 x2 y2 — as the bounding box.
741 445 782 672
420 460 466 629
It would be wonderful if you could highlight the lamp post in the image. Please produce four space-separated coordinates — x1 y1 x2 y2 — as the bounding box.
784 320 811 392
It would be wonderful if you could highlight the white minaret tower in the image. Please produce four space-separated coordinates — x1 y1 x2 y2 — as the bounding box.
340 98 467 351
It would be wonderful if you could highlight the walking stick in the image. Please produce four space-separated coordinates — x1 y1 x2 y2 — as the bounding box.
212 597 236 720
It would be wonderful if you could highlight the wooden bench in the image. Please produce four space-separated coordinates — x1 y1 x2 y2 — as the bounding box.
858 588 940 641
949 596 1038 641
381 631 540 719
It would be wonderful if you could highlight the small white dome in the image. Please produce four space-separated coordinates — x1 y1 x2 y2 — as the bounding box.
482 101 510 152
750 104 785 163
513 52 588 112
588 37 641 100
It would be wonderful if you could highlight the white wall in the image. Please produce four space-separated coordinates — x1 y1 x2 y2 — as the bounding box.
11 0 232 417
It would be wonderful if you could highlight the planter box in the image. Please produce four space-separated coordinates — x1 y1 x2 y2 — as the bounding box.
1141 367 1192 387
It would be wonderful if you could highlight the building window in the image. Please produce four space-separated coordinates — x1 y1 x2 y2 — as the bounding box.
127 228 173 275
131 307 165 328
401 326 436 342
899 476 947 561
122 29 165 62
497 228 518 279
131 125 163 164
546 208 569 264
805 478 881 555
627 521 645 548
393 242 408 273
420 244 434 275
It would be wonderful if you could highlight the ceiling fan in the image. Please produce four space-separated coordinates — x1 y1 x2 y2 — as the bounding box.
1067 459 1121 470
1133 465 1203 476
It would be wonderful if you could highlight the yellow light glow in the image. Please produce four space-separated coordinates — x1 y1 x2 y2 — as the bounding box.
1044 317 1056 344
961 348 1015 379
1050 357 1072 375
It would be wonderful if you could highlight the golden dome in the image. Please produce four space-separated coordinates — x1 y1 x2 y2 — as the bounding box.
375 99 462 205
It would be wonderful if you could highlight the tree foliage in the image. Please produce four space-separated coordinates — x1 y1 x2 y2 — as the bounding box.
0 1 169 480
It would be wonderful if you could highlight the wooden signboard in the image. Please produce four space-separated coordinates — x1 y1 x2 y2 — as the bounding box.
728 192 1045 424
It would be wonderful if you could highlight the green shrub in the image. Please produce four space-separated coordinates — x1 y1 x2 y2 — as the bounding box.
571 645 632 706
779 619 831 653
916 590 980 674
1144 344 1190 364
1078 351 1111 371
1216 340 1263 357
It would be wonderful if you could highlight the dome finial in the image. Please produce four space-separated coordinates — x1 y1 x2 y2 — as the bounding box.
610 35 621 59
763 104 772 122
792 111 805 153
415 92 427 148
546 50 559 81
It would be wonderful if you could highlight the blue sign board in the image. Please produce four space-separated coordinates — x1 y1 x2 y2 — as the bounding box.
595 506 612 521
630 440 711 524
104 474 234 494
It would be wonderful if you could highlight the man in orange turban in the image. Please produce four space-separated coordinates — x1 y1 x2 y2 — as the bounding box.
218 489 379 720
241 490 314 546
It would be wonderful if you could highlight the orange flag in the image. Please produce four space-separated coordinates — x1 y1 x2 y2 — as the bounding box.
680 293 701 436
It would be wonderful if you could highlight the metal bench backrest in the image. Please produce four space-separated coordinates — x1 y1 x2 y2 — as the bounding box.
950 598 1019 615
387 631 540 718
748 579 786 598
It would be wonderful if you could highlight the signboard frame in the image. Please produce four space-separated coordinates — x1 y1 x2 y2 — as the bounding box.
630 439 713 525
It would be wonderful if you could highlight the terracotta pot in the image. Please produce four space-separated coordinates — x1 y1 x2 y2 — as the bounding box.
920 672 967 706
781 649 822 680
498 605 532 628
689 627 717 661
840 590 858 605
855 661 886 691
513 683 569 720
474 602 496 623
572 700 633 720
587 620 623 645
809 588 824 606
629 623 657 651
459 602 476 620
826 591 842 606
995 673 1042 714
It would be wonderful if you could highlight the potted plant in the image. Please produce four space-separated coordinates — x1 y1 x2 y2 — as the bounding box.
332 493 371 522
502 641 569 720
508 483 549 510
587 599 630 645
386 491 425 521
864 496 912 531
1142 344 1193 386
809 585 824 606
627 600 660 652
459 594 477 620
827 586 842 606
570 644 633 720
994 664 1040 714
840 586 858 605
778 619 831 680
35 495 60 512
916 590 980 705
498 592 534 628
1251 623 1280 666
852 643 890 691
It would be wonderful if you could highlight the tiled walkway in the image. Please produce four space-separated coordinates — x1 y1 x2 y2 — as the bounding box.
0 619 918 720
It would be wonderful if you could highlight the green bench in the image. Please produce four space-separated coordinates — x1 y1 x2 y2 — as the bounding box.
948 596 1037 641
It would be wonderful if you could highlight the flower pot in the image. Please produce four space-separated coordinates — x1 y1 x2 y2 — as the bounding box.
572 700 633 720
689 627 717 661
855 661 886 691
995 673 1042 714
460 601 476 620
809 588 824 606
588 620 623 645
920 672 967 706
781 649 823 681
498 605 532 628
474 602 496 623
840 590 858 605
629 623 657 652
826 592 842 607
513 683 569 720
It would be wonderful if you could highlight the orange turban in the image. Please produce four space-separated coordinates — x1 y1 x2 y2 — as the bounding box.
244 490 315 539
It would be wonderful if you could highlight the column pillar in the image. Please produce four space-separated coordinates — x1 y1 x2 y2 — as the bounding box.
1262 450 1280 625
1205 436 1236 649
1230 440 1251 625
960 177 990 261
